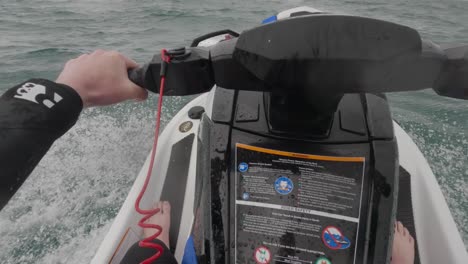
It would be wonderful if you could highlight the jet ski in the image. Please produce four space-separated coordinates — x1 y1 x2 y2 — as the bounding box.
93 7 468 264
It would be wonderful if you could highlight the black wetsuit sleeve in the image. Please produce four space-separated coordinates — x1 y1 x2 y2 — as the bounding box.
0 79 83 210
120 239 178 264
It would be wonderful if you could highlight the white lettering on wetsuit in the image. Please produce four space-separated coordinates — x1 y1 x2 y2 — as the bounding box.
14 82 63 108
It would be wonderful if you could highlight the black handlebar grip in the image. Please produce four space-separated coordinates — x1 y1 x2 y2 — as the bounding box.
434 44 468 100
128 67 146 89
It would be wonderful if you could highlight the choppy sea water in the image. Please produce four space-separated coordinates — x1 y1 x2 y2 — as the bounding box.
0 0 466 263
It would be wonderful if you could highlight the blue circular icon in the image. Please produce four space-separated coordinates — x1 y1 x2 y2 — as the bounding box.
238 162 249 172
242 192 250 200
274 176 294 195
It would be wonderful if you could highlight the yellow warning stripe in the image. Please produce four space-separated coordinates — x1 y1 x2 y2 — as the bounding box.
236 143 365 162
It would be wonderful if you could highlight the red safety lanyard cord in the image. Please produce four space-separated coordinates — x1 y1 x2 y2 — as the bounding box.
134 49 171 264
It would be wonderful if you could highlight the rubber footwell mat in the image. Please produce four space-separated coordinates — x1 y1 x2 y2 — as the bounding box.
397 166 420 264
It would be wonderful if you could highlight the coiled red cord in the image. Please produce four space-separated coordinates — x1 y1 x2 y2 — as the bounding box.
134 49 171 264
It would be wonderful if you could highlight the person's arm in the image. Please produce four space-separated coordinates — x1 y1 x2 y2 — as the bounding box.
0 50 147 210
120 239 178 264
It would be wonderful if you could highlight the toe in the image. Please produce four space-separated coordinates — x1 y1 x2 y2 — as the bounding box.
162 201 171 215
403 227 408 237
397 221 404 233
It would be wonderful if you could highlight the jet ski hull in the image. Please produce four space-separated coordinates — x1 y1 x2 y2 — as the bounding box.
93 88 467 264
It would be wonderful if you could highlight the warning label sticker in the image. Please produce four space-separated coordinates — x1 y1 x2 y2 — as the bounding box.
235 143 365 264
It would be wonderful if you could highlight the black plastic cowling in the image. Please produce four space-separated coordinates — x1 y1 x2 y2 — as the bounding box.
233 15 445 95
128 14 468 102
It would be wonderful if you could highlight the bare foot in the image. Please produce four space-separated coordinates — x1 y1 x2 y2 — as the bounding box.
144 201 171 248
391 221 415 264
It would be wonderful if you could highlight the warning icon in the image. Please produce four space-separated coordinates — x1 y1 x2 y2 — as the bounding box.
322 226 351 250
315 257 332 264
274 176 293 195
238 162 249 172
254 246 271 264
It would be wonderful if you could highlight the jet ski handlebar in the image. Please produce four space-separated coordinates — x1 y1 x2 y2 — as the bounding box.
128 14 468 100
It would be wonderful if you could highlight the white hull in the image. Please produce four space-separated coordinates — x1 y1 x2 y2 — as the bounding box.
395 124 467 263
